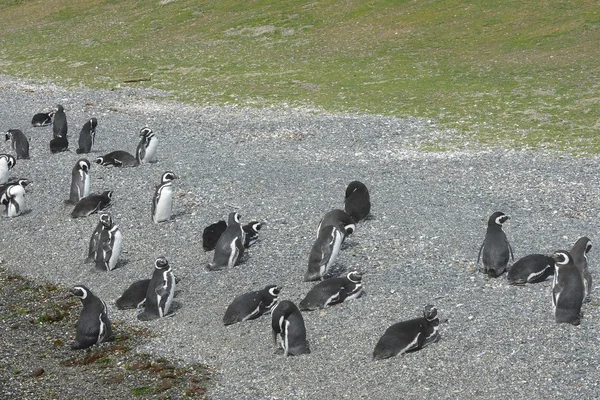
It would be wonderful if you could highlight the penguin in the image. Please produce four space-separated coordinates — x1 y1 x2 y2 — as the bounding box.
31 111 54 127
223 285 281 326
138 256 176 321
76 118 98 154
49 134 68 153
271 300 310 356
477 211 514 278
95 150 138 167
151 171 178 223
1 182 26 218
317 209 356 237
94 218 123 272
52 105 67 139
304 220 346 281
570 237 593 302
85 213 113 263
202 220 228 251
116 279 151 310
242 221 263 248
71 190 112 218
299 271 363 311
506 254 555 284
373 305 440 360
344 181 371 222
0 178 30 199
69 285 112 350
0 154 16 184
5 129 30 159
206 212 246 271
552 250 585 325
65 158 91 205
136 127 158 164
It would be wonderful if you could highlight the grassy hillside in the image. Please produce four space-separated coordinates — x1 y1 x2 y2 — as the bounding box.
0 0 599 150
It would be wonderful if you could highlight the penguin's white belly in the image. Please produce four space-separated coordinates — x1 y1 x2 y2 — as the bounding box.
154 188 173 222
163 273 175 316
0 165 8 184
6 188 25 217
108 230 122 270
144 139 158 162
83 174 91 198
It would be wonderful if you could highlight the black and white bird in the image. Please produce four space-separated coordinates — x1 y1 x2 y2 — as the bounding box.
373 305 440 360
552 250 586 325
477 211 514 278
95 150 138 167
223 285 281 325
0 178 29 199
151 171 178 223
138 256 176 321
571 237 593 302
271 300 310 356
0 154 16 184
85 213 113 263
70 285 112 350
506 254 555 285
116 279 151 310
52 105 67 139
71 190 112 218
76 118 98 154
317 209 356 237
1 181 27 218
207 212 246 271
299 271 363 311
344 181 371 222
31 111 54 127
94 216 122 272
304 220 347 281
242 221 263 248
49 133 68 153
65 158 91 205
136 127 158 164
5 129 30 159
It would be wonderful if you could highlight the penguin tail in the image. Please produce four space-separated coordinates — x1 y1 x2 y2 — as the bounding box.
76 148 84 154
137 312 156 321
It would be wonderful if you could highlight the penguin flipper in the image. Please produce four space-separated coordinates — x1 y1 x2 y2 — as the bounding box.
155 286 169 297
477 241 484 264
507 239 515 261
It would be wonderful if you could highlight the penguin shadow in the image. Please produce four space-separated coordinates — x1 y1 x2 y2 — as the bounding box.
325 263 348 279
115 259 130 269
341 239 358 250
20 209 34 216
87 259 130 273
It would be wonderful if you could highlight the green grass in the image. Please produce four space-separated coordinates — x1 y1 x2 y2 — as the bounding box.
0 0 598 150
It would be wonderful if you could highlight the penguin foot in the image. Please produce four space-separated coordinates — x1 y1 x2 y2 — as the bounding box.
206 263 225 271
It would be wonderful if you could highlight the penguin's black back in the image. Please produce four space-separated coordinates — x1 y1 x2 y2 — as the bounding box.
202 220 227 251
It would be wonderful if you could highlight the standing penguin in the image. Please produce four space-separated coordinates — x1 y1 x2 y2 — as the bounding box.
71 190 112 218
70 285 112 350
95 150 138 167
304 220 346 281
271 300 310 356
65 158 91 205
151 171 178 223
317 209 356 237
136 127 158 164
299 271 363 311
85 213 113 263
1 182 26 218
552 250 586 325
31 111 54 127
138 256 176 321
506 254 555 285
52 105 67 139
94 217 123 272
570 237 593 302
477 211 514 278
76 118 98 154
373 305 440 360
243 221 263 248
0 154 16 184
344 181 371 222
5 129 30 159
223 285 281 325
116 279 151 310
207 212 246 271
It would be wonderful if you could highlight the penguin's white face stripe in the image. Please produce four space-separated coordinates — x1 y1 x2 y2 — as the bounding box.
423 325 439 347
234 213 241 224
495 215 508 226
74 286 88 299
555 252 570 265
268 287 280 297
345 284 363 300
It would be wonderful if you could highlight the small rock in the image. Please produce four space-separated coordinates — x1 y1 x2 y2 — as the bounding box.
31 367 45 377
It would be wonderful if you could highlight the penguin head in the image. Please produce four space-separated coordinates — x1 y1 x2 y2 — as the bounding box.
140 127 153 137
77 159 91 173
552 251 572 266
56 104 64 112
70 285 90 300
94 156 105 165
0 154 16 169
89 118 98 129
245 221 262 234
99 213 113 228
161 171 178 183
267 285 282 298
228 212 241 225
345 180 368 199
344 223 356 235
4 131 10 141
423 305 438 321
154 256 170 270
488 211 509 227
347 271 363 283
101 191 113 200
17 179 31 188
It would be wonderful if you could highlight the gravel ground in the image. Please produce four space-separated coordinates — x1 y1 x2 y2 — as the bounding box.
0 75 599 399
